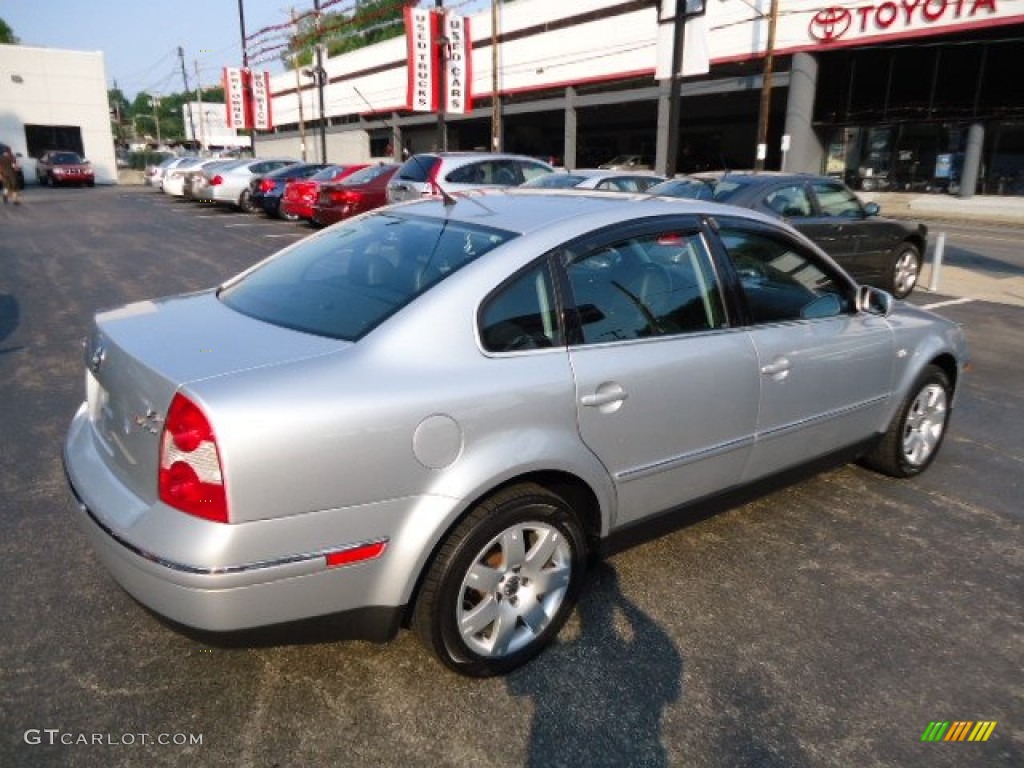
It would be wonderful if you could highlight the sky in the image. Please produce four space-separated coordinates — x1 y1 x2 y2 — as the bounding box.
1 0 489 99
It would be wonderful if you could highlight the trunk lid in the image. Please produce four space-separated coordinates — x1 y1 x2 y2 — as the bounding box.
84 291 348 504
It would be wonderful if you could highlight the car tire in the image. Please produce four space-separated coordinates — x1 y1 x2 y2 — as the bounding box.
279 207 299 222
87 181 95 188
238 189 256 213
888 242 921 299
864 364 952 478
413 483 587 677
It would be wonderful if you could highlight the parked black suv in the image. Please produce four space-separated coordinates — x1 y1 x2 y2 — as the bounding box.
649 172 927 298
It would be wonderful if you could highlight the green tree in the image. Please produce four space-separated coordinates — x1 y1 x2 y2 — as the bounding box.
0 16 19 44
125 86 224 144
285 0 412 70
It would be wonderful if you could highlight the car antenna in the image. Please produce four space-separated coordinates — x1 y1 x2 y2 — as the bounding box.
352 86 458 207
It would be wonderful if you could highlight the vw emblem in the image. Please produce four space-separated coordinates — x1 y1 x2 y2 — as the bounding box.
809 7 852 43
90 343 106 373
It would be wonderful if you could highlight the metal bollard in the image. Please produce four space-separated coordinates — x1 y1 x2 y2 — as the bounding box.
927 231 946 292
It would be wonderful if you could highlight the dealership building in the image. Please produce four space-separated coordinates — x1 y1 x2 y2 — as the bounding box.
0 44 117 184
259 0 1024 195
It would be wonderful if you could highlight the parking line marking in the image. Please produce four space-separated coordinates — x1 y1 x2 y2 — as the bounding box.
224 222 255 227
264 233 306 238
919 297 976 310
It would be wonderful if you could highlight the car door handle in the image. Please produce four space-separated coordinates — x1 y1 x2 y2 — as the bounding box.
580 385 628 408
760 357 791 377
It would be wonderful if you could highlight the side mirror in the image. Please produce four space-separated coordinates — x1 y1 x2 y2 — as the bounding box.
863 202 880 217
856 285 893 316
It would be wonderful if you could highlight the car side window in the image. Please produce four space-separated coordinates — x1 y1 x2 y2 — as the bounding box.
447 162 488 184
600 178 640 192
519 161 551 182
480 262 561 352
812 182 862 217
764 184 813 218
717 227 851 324
566 231 726 345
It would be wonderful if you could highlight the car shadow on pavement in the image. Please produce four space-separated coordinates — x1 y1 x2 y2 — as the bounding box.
506 562 683 767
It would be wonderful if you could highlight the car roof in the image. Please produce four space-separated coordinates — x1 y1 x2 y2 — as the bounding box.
389 188 778 237
688 171 830 184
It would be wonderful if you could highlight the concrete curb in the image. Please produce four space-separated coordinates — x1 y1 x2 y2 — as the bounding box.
862 191 1024 226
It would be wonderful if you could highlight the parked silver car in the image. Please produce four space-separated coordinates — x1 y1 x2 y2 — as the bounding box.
64 191 967 676
386 152 553 203
192 157 298 211
521 168 665 192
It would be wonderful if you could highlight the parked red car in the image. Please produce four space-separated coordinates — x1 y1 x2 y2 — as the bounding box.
311 164 399 227
280 163 368 221
36 150 95 187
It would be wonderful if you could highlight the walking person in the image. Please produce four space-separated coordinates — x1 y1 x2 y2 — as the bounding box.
1 147 21 205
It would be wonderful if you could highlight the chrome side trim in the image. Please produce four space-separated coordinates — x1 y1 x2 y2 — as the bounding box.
78 503 387 576
616 435 755 483
755 395 889 442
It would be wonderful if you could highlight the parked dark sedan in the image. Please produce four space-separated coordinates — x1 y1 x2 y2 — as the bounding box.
250 163 327 218
649 172 927 298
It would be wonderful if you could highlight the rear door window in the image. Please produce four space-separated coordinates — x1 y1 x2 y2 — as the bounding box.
565 230 726 344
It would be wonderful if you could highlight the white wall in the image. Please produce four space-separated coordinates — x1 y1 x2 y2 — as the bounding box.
0 45 117 184
255 130 370 163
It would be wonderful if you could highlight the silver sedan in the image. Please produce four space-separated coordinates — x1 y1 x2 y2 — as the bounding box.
64 191 968 676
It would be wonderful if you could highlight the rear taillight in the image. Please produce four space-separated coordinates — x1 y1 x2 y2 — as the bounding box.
260 179 275 193
158 393 228 523
331 189 361 205
210 175 223 186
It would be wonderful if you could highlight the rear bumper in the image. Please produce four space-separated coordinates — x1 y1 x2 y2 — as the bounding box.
62 404 410 640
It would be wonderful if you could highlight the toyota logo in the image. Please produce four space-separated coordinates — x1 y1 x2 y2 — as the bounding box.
809 7 852 42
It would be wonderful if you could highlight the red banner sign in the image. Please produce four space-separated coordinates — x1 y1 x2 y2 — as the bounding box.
444 14 472 115
222 67 274 130
406 7 438 113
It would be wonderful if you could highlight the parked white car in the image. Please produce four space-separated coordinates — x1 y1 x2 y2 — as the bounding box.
162 157 221 197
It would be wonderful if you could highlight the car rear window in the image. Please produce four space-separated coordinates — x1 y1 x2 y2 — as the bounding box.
311 165 343 181
396 155 439 182
219 212 518 341
341 164 396 185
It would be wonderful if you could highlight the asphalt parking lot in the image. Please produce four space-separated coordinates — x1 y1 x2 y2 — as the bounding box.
1 186 1021 767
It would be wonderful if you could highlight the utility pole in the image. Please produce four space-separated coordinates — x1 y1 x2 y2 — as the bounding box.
151 96 162 147
754 0 779 171
291 8 308 162
490 0 502 151
178 46 197 149
655 1 688 178
435 0 447 152
194 60 207 152
237 0 256 155
313 0 328 163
